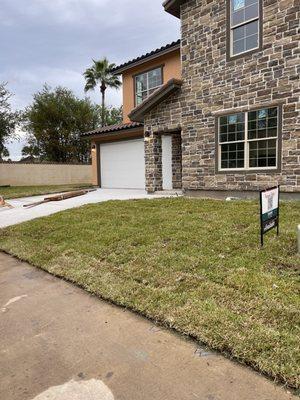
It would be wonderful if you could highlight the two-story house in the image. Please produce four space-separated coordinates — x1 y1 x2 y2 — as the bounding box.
83 0 299 197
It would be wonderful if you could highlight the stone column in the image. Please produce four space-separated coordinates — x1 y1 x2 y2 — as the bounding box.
144 131 163 193
172 133 182 189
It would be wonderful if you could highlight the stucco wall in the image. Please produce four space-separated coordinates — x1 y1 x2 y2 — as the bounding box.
0 163 92 186
122 49 181 123
91 142 98 186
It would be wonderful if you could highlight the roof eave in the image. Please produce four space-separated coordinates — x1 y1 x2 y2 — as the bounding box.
112 41 180 75
81 122 144 138
163 0 183 18
129 78 183 123
82 126 144 140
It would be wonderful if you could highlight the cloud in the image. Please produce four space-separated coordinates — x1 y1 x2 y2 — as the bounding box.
1 66 122 111
1 0 180 159
1 0 115 26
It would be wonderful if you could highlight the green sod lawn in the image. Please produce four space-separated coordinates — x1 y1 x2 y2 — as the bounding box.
0 184 92 200
0 198 299 389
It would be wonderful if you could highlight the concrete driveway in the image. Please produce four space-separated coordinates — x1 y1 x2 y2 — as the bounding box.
0 253 296 400
0 189 174 228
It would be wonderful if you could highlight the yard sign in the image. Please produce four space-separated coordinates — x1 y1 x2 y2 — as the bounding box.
260 186 280 246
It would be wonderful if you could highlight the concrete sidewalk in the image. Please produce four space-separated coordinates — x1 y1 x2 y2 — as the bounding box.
0 189 175 228
0 252 296 400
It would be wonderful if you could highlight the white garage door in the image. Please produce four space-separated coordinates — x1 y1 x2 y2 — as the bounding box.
100 139 145 189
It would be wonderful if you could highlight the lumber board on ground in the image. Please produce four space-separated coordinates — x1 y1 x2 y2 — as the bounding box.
24 189 96 208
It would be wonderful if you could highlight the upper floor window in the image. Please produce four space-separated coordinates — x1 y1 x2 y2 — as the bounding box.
217 107 281 171
229 0 261 57
135 67 163 106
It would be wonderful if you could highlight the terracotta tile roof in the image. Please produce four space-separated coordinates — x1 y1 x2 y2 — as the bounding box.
129 78 183 123
111 40 180 74
81 122 144 137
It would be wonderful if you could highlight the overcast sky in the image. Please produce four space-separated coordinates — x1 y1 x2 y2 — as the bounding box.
1 0 180 159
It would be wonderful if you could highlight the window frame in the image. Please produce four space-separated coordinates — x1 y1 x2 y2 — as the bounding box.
133 66 164 107
215 105 282 174
226 0 263 61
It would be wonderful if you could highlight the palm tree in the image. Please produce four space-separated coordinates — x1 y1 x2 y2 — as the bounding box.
83 58 121 127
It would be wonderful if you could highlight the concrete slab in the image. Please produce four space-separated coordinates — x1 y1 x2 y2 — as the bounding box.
0 252 296 400
0 189 176 228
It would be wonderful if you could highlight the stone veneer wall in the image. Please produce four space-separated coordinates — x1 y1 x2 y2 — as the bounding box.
144 0 299 193
144 130 182 192
144 93 183 192
172 133 182 189
144 94 182 192
145 133 162 192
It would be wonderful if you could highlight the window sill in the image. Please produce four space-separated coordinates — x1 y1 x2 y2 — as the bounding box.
216 167 281 175
226 46 262 62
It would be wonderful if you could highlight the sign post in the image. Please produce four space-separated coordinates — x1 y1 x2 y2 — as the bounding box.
260 186 280 247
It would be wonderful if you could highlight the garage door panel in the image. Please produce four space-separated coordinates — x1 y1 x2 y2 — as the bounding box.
100 139 145 189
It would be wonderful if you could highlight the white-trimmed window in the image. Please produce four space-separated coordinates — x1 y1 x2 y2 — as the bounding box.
218 107 279 171
230 0 261 57
135 67 163 106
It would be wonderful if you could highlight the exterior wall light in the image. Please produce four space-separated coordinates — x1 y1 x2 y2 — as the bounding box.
144 131 151 142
